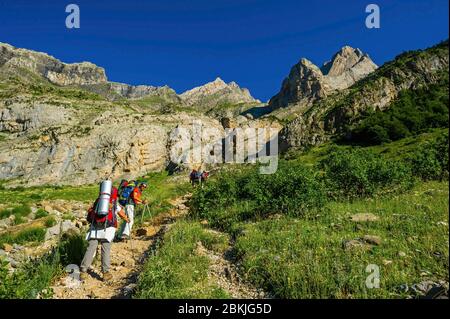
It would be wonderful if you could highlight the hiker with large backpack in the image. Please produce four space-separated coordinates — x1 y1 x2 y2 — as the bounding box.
80 180 129 282
117 181 148 241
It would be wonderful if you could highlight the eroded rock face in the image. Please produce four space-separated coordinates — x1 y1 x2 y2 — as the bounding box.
269 46 378 110
80 82 182 103
0 103 71 133
0 102 226 186
0 95 282 186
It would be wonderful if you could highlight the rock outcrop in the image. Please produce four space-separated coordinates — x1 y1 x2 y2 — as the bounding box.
80 82 181 103
0 42 107 86
269 46 377 110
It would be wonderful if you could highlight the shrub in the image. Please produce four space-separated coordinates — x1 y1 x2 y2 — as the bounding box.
11 205 31 218
13 215 26 226
240 163 326 216
319 148 415 199
57 232 87 266
35 209 49 219
189 169 242 219
409 131 449 180
0 227 46 246
0 209 12 219
44 216 57 228
190 162 326 228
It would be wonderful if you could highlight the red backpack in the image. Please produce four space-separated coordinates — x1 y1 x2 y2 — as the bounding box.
87 187 118 229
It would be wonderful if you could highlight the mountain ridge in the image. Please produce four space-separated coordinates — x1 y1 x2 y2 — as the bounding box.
279 40 449 151
0 42 259 109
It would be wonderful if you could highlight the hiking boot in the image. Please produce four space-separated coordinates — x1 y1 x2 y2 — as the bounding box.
80 271 88 282
102 272 113 282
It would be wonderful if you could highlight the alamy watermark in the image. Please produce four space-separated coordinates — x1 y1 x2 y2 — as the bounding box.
169 120 279 174
366 4 381 29
365 264 380 289
65 4 80 29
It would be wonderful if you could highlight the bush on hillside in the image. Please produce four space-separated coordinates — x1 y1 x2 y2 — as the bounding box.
409 132 449 181
34 209 49 219
44 216 57 228
0 227 46 246
319 148 415 199
190 163 326 225
57 232 87 266
11 205 31 218
239 163 326 216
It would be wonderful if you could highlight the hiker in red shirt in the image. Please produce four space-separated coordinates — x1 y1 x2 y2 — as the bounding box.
118 182 148 241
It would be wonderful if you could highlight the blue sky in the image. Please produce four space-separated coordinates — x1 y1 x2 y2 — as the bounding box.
0 0 448 101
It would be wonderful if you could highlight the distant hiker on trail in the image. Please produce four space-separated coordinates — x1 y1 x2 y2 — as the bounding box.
80 180 129 282
200 171 209 187
117 181 148 241
190 169 202 187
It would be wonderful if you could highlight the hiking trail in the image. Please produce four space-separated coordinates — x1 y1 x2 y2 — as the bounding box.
51 195 190 299
51 192 268 299
196 229 270 299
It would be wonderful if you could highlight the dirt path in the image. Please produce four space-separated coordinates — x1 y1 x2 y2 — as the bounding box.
51 195 190 299
196 230 270 299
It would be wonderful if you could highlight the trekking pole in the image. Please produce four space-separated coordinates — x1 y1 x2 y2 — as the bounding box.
129 219 135 261
140 204 150 224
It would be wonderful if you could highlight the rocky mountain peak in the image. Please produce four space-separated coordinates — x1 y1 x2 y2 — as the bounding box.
269 46 378 109
180 77 260 108
321 45 373 77
212 77 226 84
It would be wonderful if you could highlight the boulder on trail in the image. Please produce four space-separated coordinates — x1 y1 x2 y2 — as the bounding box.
45 220 79 241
